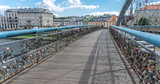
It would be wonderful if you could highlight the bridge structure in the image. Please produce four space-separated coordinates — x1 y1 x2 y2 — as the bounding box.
0 0 160 84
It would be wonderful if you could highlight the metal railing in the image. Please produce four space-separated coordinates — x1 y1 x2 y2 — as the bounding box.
110 25 160 84
0 25 101 83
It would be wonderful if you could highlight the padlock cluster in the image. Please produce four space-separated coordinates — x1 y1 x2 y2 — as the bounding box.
110 28 160 84
0 26 100 83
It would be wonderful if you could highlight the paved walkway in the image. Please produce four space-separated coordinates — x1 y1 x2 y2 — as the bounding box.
7 29 135 84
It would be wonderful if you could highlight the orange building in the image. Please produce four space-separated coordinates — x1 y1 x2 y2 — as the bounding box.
88 15 117 28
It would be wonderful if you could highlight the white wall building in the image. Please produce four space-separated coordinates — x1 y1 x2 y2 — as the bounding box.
18 8 53 29
0 9 19 30
0 8 54 30
64 17 83 26
53 19 63 27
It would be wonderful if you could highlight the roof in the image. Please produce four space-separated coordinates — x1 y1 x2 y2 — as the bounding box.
140 5 160 10
5 9 19 12
89 16 113 22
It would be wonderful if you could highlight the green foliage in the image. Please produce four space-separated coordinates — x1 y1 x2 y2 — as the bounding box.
138 17 149 25
55 17 72 20
13 35 53 39
13 35 36 38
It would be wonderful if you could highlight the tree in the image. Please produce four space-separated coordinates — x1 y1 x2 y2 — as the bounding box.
138 17 149 26
103 14 110 17
55 17 72 20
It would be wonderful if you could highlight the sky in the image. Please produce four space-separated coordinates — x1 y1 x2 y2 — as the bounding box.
0 0 160 17
0 0 126 17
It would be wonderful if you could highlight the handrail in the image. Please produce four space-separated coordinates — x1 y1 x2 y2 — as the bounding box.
0 25 97 39
111 25 160 48
128 25 160 28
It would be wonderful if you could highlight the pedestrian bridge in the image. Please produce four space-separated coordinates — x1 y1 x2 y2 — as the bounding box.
1 0 160 83
1 25 160 84
4 29 137 84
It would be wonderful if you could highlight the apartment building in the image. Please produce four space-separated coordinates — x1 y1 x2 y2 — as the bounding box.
18 8 53 29
0 9 19 30
0 8 54 30
64 17 83 26
53 19 63 27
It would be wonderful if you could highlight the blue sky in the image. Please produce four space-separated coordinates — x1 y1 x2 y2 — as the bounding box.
0 0 125 17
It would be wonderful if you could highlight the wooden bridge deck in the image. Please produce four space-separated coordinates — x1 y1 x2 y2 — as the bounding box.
6 29 137 84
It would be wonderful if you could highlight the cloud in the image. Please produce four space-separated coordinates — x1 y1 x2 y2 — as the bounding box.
66 0 99 9
88 11 120 16
36 0 65 12
78 5 100 9
20 0 25 1
54 13 60 17
0 5 11 15
152 1 160 4
36 0 99 13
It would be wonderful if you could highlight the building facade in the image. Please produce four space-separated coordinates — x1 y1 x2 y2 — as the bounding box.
134 5 160 25
53 19 63 27
18 8 53 29
88 15 117 28
0 9 19 30
64 17 83 26
0 8 54 30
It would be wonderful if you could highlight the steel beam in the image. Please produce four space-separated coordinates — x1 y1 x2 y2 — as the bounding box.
116 0 133 26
